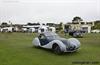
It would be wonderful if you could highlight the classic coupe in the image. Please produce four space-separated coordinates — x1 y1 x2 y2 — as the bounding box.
32 32 80 54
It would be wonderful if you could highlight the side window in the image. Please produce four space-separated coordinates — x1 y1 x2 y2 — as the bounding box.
38 34 46 39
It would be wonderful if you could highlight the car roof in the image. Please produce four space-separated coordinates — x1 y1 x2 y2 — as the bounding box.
42 31 58 36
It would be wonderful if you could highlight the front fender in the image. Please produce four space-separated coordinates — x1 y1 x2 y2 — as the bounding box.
51 40 66 52
68 38 80 48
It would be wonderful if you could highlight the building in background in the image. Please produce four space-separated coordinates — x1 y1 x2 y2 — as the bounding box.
66 21 94 33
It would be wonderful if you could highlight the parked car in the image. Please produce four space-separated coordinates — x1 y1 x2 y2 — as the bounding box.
91 29 100 33
32 32 80 54
69 30 83 38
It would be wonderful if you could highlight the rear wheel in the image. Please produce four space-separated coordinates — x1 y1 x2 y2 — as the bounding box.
53 45 63 55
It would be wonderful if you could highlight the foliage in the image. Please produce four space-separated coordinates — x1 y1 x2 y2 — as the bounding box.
58 22 63 31
0 22 8 27
92 20 100 29
72 16 83 23
46 23 55 27
27 23 40 25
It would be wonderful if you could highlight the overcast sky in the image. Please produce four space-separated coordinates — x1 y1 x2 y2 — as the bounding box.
0 0 100 24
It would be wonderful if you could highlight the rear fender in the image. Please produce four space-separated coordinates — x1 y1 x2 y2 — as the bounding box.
32 37 40 47
51 40 66 52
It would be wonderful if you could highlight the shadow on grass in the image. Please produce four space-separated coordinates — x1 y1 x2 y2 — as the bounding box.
31 46 80 56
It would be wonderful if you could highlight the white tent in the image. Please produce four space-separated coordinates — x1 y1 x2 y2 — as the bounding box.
1 27 13 32
49 27 56 32
38 26 48 33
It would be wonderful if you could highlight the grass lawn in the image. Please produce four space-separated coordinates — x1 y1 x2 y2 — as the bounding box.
0 32 100 65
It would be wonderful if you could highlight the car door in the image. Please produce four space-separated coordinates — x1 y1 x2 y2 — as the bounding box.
38 34 49 46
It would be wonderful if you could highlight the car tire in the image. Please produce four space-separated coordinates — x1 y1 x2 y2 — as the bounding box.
53 45 63 55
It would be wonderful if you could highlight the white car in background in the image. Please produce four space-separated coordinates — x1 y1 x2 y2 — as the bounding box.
32 32 81 54
91 29 100 33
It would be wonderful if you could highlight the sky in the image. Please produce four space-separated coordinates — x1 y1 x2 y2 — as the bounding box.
0 0 100 24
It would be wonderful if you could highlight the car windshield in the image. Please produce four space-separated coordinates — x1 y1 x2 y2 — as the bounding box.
43 32 60 39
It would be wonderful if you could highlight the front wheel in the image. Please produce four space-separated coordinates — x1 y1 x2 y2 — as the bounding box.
53 45 63 55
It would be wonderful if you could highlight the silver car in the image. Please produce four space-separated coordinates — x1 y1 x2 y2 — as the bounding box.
32 32 81 54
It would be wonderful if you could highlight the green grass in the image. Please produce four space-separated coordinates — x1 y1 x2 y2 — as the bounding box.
0 32 100 65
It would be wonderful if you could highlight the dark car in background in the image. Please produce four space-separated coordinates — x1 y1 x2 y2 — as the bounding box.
69 30 83 38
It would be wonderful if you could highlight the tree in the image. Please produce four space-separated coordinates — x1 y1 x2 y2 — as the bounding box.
27 22 40 25
58 22 63 32
27 23 33 25
1 22 8 27
58 22 63 31
46 23 55 27
72 16 83 23
9 21 12 26
92 20 100 29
